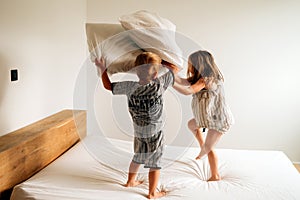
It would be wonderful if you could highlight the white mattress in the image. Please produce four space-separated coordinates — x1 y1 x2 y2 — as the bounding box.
11 136 300 200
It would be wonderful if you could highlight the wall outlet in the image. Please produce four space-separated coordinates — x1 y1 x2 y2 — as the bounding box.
11 69 18 81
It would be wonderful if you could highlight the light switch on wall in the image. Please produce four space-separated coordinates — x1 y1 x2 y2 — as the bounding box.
11 69 18 81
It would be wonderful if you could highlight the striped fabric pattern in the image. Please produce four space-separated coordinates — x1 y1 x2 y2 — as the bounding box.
111 71 174 168
191 79 234 134
133 130 164 169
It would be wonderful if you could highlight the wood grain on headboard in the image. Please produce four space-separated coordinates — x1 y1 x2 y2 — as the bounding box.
0 109 86 193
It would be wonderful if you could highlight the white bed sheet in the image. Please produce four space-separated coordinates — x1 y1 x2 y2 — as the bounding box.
11 136 300 200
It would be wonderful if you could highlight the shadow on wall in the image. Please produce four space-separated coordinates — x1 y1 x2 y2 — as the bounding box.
0 53 8 136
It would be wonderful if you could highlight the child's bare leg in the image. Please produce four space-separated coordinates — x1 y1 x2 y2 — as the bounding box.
196 129 222 160
124 161 143 187
193 132 221 181
188 120 220 180
188 119 204 148
207 150 221 181
147 168 166 199
188 119 207 160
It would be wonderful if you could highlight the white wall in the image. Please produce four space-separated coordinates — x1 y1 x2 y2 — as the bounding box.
87 0 300 162
0 0 87 136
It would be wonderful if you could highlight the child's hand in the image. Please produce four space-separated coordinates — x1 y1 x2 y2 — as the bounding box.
191 78 205 93
161 60 180 73
199 78 205 85
95 57 106 73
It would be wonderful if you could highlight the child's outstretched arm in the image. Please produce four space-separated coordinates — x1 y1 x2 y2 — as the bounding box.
161 60 189 86
161 60 205 95
95 57 112 91
161 60 180 74
173 78 205 95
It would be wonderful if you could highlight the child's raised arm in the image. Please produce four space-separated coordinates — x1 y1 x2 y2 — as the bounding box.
95 57 112 91
161 60 180 74
161 60 205 95
173 78 205 95
161 60 189 86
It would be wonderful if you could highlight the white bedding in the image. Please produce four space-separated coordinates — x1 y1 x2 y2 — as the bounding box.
11 136 300 200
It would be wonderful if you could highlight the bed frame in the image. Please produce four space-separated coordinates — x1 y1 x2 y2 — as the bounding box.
0 109 86 198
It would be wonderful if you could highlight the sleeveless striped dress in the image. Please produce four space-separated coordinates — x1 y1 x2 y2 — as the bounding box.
191 79 234 134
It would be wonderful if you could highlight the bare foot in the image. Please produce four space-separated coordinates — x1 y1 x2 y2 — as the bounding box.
195 153 207 160
147 191 166 199
124 180 143 187
207 175 221 181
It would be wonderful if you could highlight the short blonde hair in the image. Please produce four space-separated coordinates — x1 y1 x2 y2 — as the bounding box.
135 52 161 67
135 52 161 80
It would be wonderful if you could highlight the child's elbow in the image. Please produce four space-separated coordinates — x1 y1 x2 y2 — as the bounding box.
103 83 112 91
105 85 112 91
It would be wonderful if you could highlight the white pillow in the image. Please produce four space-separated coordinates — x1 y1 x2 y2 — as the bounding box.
119 10 183 68
85 23 143 75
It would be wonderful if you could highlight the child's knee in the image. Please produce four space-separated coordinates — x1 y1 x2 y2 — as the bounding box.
187 119 197 130
149 168 160 172
201 143 211 154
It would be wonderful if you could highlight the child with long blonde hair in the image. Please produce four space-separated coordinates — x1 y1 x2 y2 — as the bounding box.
172 50 234 181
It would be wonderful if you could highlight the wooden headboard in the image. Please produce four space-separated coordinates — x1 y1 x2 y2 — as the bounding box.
0 109 86 195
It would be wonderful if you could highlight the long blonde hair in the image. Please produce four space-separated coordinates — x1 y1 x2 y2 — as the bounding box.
187 50 224 84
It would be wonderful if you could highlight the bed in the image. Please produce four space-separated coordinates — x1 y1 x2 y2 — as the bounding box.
9 133 300 200
0 109 299 199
